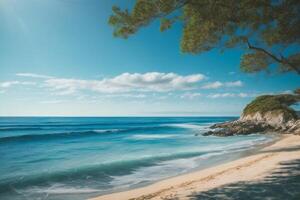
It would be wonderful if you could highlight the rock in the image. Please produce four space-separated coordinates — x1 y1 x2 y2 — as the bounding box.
203 115 299 136
202 94 300 136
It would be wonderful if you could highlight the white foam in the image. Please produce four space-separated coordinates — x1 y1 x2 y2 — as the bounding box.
166 123 205 129
24 184 100 194
109 135 271 189
234 137 271 148
110 156 199 188
94 129 123 133
129 134 178 140
110 150 229 189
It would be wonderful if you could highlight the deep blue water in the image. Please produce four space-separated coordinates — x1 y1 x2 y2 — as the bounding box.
0 117 276 200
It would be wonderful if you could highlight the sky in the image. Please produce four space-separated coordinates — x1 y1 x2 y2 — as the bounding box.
0 0 299 116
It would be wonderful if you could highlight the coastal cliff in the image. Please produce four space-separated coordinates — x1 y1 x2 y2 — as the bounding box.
204 94 300 136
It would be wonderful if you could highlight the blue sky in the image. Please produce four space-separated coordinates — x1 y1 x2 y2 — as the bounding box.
0 0 299 116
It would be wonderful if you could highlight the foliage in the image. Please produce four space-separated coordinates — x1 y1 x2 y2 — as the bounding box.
109 0 300 74
243 94 300 119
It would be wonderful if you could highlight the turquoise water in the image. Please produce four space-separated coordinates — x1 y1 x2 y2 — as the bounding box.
0 117 275 200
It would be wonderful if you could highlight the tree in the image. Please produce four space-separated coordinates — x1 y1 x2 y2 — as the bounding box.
243 94 299 119
109 0 300 74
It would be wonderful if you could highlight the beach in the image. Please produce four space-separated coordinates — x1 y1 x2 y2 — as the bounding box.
0 117 278 200
0 119 299 200
90 134 300 200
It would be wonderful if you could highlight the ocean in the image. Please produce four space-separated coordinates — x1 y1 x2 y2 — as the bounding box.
0 117 276 200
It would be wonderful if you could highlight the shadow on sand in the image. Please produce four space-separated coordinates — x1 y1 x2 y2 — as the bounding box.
188 159 300 200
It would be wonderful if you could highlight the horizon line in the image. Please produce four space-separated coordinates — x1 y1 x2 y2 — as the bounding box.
0 115 239 118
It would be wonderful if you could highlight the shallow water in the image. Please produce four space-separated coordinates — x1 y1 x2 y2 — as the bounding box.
0 117 276 200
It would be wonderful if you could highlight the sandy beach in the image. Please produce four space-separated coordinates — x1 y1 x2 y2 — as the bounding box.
90 134 300 200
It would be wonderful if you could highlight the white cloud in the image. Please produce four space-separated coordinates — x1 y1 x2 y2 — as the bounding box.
16 73 54 79
0 81 19 88
207 92 252 98
210 90 294 98
43 72 206 94
225 81 243 87
202 80 243 89
14 72 246 101
238 93 249 98
0 81 36 88
180 92 202 99
202 81 223 89
208 93 235 98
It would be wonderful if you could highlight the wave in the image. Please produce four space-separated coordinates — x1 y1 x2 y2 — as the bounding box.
0 129 125 143
22 184 101 194
0 150 213 192
0 121 210 136
0 125 175 143
129 134 179 140
0 121 185 129
110 151 225 187
0 136 273 195
229 136 273 150
93 129 123 133
166 123 209 129
0 118 225 130
0 124 124 131
4 151 225 196
117 137 273 187
0 127 43 131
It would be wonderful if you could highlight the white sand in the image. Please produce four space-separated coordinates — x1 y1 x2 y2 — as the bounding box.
89 134 300 200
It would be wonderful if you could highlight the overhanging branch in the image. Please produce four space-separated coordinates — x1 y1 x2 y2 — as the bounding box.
246 40 300 74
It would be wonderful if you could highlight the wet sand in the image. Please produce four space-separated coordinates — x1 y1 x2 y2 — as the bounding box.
89 134 300 200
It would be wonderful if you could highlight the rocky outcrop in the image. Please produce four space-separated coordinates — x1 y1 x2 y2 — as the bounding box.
203 120 271 136
203 94 300 136
241 111 288 128
203 112 299 136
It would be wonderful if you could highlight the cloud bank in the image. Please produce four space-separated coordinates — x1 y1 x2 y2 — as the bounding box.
180 92 202 99
202 81 243 89
44 72 206 94
16 73 54 79
207 92 252 98
3 72 249 101
0 81 36 88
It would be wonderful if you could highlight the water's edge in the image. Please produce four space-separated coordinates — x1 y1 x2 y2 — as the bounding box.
94 133 282 197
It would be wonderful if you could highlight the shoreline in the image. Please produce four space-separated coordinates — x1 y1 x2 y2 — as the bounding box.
92 134 279 197
89 134 300 200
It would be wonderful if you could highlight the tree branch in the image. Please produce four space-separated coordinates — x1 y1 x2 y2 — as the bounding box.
246 40 300 74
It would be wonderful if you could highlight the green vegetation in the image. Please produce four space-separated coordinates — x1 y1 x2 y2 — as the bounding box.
108 1 300 118
243 94 300 119
109 0 300 74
